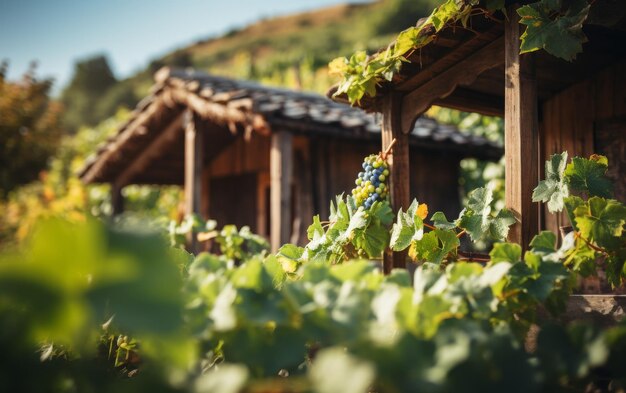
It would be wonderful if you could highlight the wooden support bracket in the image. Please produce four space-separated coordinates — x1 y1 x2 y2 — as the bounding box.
401 37 505 134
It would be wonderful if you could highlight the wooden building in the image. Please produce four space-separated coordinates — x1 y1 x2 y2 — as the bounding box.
330 2 626 271
80 68 501 252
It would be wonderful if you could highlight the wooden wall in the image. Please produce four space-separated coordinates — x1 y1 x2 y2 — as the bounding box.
541 59 626 233
310 137 462 229
202 133 465 246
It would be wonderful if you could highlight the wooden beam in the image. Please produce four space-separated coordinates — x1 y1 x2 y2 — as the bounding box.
433 87 504 118
270 131 293 252
401 37 505 134
112 114 184 188
382 93 410 273
398 24 504 92
184 110 205 254
80 98 174 184
504 6 540 247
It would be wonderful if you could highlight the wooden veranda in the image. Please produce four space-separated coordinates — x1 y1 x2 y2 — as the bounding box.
331 1 626 272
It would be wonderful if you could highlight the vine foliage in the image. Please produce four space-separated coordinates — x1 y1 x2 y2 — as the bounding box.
330 0 594 104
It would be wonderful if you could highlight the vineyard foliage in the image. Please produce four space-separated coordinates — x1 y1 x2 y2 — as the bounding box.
533 153 626 287
1 152 625 392
330 0 596 104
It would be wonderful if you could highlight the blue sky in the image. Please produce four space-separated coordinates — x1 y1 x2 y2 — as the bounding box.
0 0 362 91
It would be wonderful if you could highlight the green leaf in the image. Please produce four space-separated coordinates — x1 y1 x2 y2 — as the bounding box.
307 215 325 241
564 196 586 230
564 155 613 198
331 260 377 282
309 348 375 393
412 229 459 264
487 209 516 241
458 187 515 242
517 0 590 61
336 207 368 244
390 199 424 251
361 224 390 258
431 211 457 230
277 244 304 261
533 152 569 213
369 200 394 226
490 243 522 263
529 231 557 255
575 197 626 249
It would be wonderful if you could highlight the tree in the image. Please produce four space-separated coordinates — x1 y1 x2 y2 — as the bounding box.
60 55 118 131
0 63 63 198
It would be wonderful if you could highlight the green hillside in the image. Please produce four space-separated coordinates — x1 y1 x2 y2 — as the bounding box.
61 0 440 131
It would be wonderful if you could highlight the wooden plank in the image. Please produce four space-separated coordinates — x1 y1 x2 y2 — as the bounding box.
504 6 540 247
184 110 205 253
382 93 410 273
433 87 504 117
292 139 314 245
401 37 505 134
113 114 184 188
256 172 270 238
270 131 293 252
398 25 504 92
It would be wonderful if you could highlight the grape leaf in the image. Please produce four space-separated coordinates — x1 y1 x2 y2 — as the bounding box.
458 187 515 242
336 207 368 244
529 231 557 255
369 200 394 226
489 243 522 263
487 209 516 241
517 0 591 61
564 196 585 230
390 199 424 251
574 197 626 250
361 224 390 258
533 152 569 213
564 155 613 198
431 211 457 230
411 229 459 264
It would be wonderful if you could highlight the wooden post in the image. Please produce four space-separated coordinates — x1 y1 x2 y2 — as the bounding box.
504 6 540 247
110 184 124 216
184 110 205 254
382 93 410 273
270 131 293 252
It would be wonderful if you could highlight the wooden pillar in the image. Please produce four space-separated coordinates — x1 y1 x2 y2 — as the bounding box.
110 184 124 216
504 6 540 247
382 92 410 273
270 131 293 252
184 110 205 253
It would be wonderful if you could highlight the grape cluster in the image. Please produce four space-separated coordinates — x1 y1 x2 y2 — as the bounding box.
352 154 390 209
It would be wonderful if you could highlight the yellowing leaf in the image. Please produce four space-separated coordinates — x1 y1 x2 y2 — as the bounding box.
417 203 429 220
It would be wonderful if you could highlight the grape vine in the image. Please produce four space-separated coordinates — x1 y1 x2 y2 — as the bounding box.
330 0 594 104
1 151 625 393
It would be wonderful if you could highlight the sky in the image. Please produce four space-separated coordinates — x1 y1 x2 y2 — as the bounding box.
0 0 363 92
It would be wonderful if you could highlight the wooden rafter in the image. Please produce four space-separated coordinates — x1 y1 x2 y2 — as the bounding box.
401 37 505 134
112 113 184 189
80 98 171 184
